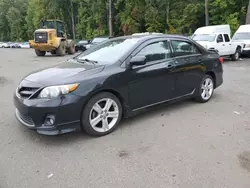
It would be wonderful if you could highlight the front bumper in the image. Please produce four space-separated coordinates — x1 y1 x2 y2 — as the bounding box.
14 93 82 135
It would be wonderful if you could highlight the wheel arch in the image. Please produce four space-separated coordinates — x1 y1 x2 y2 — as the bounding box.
205 71 216 88
80 89 129 121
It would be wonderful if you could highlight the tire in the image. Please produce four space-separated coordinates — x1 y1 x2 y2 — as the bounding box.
231 48 241 61
35 49 46 56
56 41 66 56
67 43 75 55
81 92 123 137
194 75 214 103
50 50 56 55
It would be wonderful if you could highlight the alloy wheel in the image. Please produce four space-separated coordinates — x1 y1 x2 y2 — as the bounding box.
89 98 119 133
201 78 214 100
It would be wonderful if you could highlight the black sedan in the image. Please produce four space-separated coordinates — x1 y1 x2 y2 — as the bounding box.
75 40 90 52
13 34 223 136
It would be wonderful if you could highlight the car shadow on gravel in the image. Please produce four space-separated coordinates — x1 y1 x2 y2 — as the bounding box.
20 93 222 146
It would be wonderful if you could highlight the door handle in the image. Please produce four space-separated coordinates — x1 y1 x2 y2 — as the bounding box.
222 44 225 46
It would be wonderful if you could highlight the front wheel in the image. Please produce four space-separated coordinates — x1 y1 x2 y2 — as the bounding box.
194 75 214 103
81 92 122 137
35 49 46 56
231 48 241 61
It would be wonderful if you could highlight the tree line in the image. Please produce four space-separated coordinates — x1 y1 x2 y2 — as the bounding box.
0 0 249 42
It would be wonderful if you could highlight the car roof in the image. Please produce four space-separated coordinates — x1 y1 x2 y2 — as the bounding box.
110 34 190 42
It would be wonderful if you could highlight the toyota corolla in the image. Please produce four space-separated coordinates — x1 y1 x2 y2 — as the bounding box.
13 34 223 136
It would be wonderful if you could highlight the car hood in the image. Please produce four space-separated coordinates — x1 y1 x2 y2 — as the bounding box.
196 41 212 48
24 61 105 86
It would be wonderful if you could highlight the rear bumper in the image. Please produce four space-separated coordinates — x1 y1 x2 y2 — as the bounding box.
215 72 223 89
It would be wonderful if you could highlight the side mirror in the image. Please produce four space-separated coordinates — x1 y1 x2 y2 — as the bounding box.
129 56 146 66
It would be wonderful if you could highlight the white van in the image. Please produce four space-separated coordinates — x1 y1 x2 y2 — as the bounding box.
232 24 250 56
192 25 243 61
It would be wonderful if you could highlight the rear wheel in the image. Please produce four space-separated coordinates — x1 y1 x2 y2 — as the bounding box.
194 75 214 103
81 92 122 137
67 43 75 55
56 41 66 56
35 49 46 56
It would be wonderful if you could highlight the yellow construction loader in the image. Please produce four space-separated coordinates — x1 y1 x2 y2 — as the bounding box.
29 19 75 56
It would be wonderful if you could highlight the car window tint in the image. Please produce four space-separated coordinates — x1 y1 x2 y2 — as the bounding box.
171 40 200 57
223 34 230 42
136 41 171 63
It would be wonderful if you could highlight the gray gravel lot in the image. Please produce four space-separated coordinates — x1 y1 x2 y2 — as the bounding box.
0 49 250 188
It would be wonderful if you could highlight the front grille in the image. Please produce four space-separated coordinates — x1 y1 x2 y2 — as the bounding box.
18 87 39 99
16 109 34 127
35 32 48 43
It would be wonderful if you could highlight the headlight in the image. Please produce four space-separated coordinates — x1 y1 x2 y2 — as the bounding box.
38 83 79 99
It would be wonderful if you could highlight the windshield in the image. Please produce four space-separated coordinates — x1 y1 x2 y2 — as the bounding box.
41 21 56 29
92 37 109 43
77 38 140 65
232 32 250 40
192 34 216 42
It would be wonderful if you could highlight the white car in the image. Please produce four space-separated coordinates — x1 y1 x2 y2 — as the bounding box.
0 42 4 48
232 24 250 57
192 25 243 61
19 42 30 48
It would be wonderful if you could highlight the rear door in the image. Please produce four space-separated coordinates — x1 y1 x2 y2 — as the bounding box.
169 39 205 97
223 34 233 55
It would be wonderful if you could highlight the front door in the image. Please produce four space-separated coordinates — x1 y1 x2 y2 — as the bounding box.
126 39 176 110
216 34 226 56
169 39 205 97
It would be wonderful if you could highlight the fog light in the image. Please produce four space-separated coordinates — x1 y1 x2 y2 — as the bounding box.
44 115 55 127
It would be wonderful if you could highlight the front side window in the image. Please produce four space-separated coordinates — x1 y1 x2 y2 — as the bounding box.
171 40 200 57
77 38 140 65
217 34 224 43
135 41 171 63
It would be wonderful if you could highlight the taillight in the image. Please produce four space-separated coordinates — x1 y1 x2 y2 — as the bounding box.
219 57 224 64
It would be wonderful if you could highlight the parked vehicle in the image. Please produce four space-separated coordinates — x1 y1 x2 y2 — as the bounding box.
19 42 31 48
2 42 11 48
85 36 111 49
14 34 223 136
75 40 90 52
232 24 250 57
0 42 4 48
10 43 21 48
192 25 243 61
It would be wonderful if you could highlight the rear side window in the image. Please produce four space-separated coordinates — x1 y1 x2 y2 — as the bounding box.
170 40 200 57
223 34 230 42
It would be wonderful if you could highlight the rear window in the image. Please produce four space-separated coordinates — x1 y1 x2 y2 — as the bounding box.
192 34 216 42
223 34 230 42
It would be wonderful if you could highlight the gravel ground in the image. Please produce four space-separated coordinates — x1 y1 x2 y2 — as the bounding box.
0 49 250 188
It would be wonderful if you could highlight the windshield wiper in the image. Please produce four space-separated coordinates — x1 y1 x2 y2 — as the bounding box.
76 58 98 64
